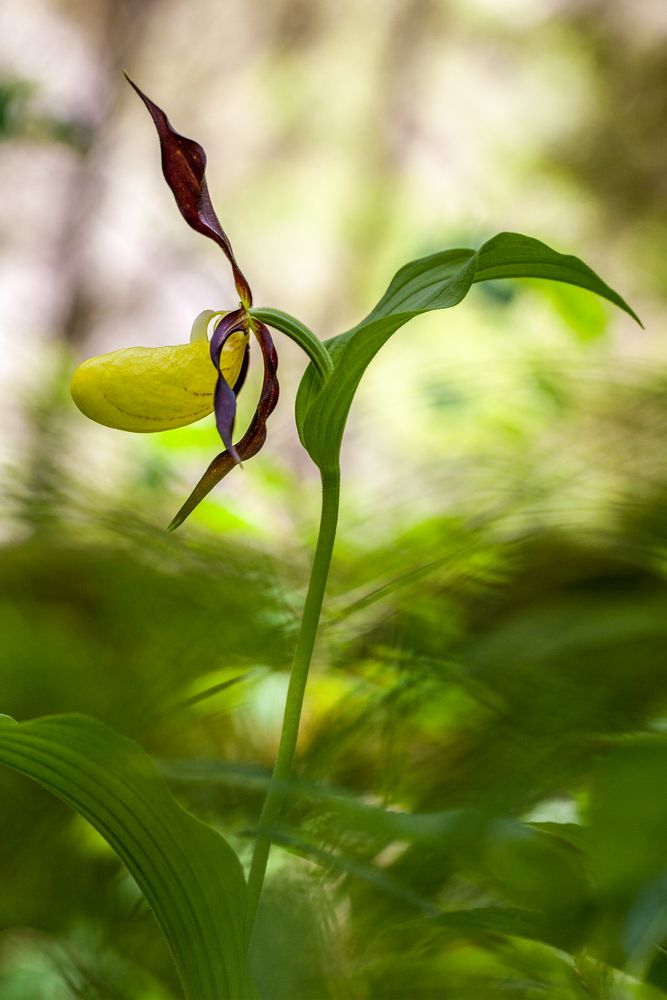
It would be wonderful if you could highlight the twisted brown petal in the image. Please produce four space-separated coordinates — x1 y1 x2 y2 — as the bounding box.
232 341 250 395
209 308 247 462
125 75 252 306
169 321 279 530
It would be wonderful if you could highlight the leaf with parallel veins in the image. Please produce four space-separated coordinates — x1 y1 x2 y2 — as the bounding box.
0 714 257 1000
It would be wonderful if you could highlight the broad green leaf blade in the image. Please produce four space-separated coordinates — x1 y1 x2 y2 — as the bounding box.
473 232 642 325
0 714 256 1000
362 247 477 320
295 232 640 470
294 250 478 465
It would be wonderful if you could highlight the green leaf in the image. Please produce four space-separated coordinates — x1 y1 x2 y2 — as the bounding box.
295 231 641 470
589 735 667 900
0 714 256 1000
587 735 667 973
275 827 573 952
435 905 569 950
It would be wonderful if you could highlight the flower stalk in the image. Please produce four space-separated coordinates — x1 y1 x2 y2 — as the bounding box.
246 464 340 943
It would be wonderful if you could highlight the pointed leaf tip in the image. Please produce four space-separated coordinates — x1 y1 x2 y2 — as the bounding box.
475 232 643 328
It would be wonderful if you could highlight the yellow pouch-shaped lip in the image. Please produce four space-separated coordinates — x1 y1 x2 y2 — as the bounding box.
71 334 248 432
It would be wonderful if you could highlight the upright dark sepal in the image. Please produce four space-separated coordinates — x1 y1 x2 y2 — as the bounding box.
125 74 252 306
169 320 279 530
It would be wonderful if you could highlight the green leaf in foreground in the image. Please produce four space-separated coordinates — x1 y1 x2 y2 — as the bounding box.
0 713 256 1000
295 231 641 470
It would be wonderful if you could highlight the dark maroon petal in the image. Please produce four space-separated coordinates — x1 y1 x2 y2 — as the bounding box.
250 320 280 426
209 308 247 460
232 342 250 395
213 376 240 463
169 321 280 530
125 75 252 306
209 308 246 367
167 426 268 531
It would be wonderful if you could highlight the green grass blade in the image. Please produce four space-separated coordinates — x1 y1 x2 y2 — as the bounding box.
0 713 256 1000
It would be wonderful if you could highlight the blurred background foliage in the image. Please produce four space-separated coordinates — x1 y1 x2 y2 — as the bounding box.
1 0 667 996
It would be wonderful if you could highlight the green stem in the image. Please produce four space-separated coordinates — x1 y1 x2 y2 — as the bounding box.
246 465 340 942
249 307 334 381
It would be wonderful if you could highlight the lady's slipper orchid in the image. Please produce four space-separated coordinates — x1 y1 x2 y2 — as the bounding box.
71 78 279 527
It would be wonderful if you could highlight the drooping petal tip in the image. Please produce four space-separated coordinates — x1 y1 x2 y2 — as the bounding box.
168 320 279 530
